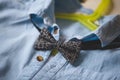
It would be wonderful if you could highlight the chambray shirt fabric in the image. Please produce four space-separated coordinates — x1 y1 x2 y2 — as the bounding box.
0 0 120 80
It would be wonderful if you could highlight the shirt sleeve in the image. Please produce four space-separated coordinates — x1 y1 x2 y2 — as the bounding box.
95 15 120 47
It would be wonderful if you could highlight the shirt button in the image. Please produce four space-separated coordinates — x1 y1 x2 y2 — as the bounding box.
37 56 44 61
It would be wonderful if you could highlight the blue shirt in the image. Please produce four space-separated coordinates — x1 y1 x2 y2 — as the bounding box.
0 0 120 80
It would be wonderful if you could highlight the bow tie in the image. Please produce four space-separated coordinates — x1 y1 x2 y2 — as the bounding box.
34 28 81 64
30 13 81 64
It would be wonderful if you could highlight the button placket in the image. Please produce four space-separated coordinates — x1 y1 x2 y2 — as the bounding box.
32 53 67 80
17 51 51 80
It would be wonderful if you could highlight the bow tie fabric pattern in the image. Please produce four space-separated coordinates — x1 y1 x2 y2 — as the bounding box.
34 28 81 64
30 13 81 64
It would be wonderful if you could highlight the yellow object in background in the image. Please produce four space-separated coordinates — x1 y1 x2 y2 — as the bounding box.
55 0 112 31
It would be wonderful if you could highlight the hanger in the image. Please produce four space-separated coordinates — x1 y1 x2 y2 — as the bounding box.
55 0 112 31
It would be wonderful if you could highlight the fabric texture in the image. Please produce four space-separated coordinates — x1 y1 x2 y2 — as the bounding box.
0 0 120 80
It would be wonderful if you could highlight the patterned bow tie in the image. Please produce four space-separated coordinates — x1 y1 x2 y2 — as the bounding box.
30 13 81 64
34 28 81 64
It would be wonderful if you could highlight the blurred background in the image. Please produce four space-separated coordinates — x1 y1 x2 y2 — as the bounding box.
82 0 120 14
